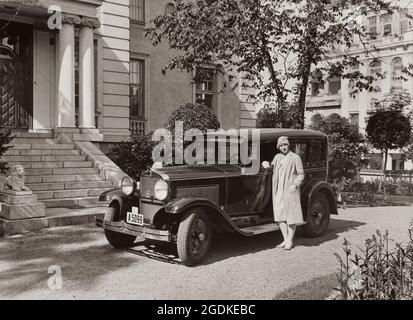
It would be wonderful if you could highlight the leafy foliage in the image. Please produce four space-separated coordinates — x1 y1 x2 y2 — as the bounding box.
166 102 220 133
256 105 283 128
402 140 413 162
108 132 156 181
309 113 369 181
334 226 413 300
0 127 13 174
146 0 395 128
366 92 412 197
256 103 300 128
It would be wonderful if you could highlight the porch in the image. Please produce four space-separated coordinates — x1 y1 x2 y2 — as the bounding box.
0 0 103 141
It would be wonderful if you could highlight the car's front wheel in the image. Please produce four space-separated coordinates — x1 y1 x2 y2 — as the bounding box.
104 203 136 248
304 192 331 238
177 208 212 266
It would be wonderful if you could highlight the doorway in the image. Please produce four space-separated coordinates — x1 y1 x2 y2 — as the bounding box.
0 21 33 130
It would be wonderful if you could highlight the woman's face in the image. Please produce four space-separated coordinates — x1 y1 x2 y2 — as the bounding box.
279 143 290 154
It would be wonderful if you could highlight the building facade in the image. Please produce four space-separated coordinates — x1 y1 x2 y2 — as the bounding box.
305 2 413 171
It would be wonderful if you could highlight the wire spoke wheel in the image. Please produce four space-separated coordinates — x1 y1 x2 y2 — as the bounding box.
305 192 330 238
177 208 212 266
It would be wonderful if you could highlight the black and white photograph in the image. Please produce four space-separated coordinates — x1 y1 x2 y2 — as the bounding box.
0 0 413 305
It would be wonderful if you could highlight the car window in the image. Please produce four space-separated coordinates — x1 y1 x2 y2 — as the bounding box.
308 140 326 168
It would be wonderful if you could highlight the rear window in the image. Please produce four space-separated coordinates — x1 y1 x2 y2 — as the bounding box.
308 140 326 168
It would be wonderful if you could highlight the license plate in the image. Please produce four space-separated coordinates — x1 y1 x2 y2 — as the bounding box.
126 207 143 226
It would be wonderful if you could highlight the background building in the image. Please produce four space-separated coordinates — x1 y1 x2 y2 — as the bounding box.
305 2 413 171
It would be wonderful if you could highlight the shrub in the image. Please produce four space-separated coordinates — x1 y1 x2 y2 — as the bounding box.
334 225 413 300
166 103 220 134
108 132 156 181
166 103 220 164
386 180 412 195
0 127 13 174
256 105 283 128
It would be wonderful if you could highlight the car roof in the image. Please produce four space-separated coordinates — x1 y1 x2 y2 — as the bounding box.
201 128 326 142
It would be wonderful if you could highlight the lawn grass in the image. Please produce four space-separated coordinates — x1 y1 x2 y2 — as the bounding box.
273 273 338 300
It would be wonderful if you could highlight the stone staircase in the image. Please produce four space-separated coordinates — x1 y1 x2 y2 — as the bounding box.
0 132 123 235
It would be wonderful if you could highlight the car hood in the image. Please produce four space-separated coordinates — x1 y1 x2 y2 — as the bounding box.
149 164 242 181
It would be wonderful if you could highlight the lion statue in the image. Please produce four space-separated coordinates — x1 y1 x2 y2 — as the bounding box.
4 164 31 192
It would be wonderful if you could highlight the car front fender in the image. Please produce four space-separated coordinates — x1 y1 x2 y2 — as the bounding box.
99 188 124 202
164 197 250 235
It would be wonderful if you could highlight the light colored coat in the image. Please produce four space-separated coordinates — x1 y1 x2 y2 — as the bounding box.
271 151 305 225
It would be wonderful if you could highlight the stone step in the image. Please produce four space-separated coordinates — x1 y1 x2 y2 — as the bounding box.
7 144 31 150
34 187 112 200
33 143 75 150
12 132 54 139
6 161 93 169
5 149 80 156
46 207 106 228
18 133 54 139
26 174 106 183
8 161 63 169
2 155 43 162
0 206 107 235
42 155 87 162
2 155 87 162
12 138 57 144
42 196 108 208
25 167 99 176
27 180 112 191
63 161 93 168
8 143 75 150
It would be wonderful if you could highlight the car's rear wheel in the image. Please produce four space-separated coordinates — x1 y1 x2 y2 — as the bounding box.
104 203 136 248
304 192 330 238
177 208 212 266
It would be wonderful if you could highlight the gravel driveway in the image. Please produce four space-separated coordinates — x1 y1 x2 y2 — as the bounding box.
0 206 412 300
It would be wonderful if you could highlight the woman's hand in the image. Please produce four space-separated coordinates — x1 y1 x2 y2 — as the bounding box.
289 184 297 191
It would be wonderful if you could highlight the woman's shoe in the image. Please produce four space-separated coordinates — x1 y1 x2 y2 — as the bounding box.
276 241 286 248
284 242 294 250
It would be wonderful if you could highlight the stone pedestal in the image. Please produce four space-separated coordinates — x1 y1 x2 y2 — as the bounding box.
0 190 46 220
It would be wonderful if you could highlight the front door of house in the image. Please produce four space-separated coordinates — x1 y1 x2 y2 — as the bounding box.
0 21 33 130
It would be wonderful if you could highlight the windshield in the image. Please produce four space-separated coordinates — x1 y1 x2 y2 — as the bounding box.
203 138 258 167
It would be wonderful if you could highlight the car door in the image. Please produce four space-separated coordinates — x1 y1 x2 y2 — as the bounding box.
226 141 273 216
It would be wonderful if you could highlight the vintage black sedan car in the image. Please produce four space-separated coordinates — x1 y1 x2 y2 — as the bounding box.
96 129 337 266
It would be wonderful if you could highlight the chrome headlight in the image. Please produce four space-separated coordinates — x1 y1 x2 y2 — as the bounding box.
154 180 169 201
121 176 135 196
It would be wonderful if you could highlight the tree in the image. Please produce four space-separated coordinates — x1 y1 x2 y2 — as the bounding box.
146 0 397 128
366 92 412 198
309 113 369 181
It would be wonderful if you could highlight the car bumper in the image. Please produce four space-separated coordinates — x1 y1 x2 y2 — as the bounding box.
95 217 170 242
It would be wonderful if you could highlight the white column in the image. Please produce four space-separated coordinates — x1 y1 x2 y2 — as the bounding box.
57 14 80 128
79 18 100 129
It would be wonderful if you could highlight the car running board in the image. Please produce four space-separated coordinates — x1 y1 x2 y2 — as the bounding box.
239 223 280 235
239 222 307 236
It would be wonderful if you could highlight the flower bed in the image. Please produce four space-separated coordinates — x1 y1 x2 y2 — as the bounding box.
334 226 413 300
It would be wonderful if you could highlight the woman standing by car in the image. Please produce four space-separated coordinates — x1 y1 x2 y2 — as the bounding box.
272 136 305 250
